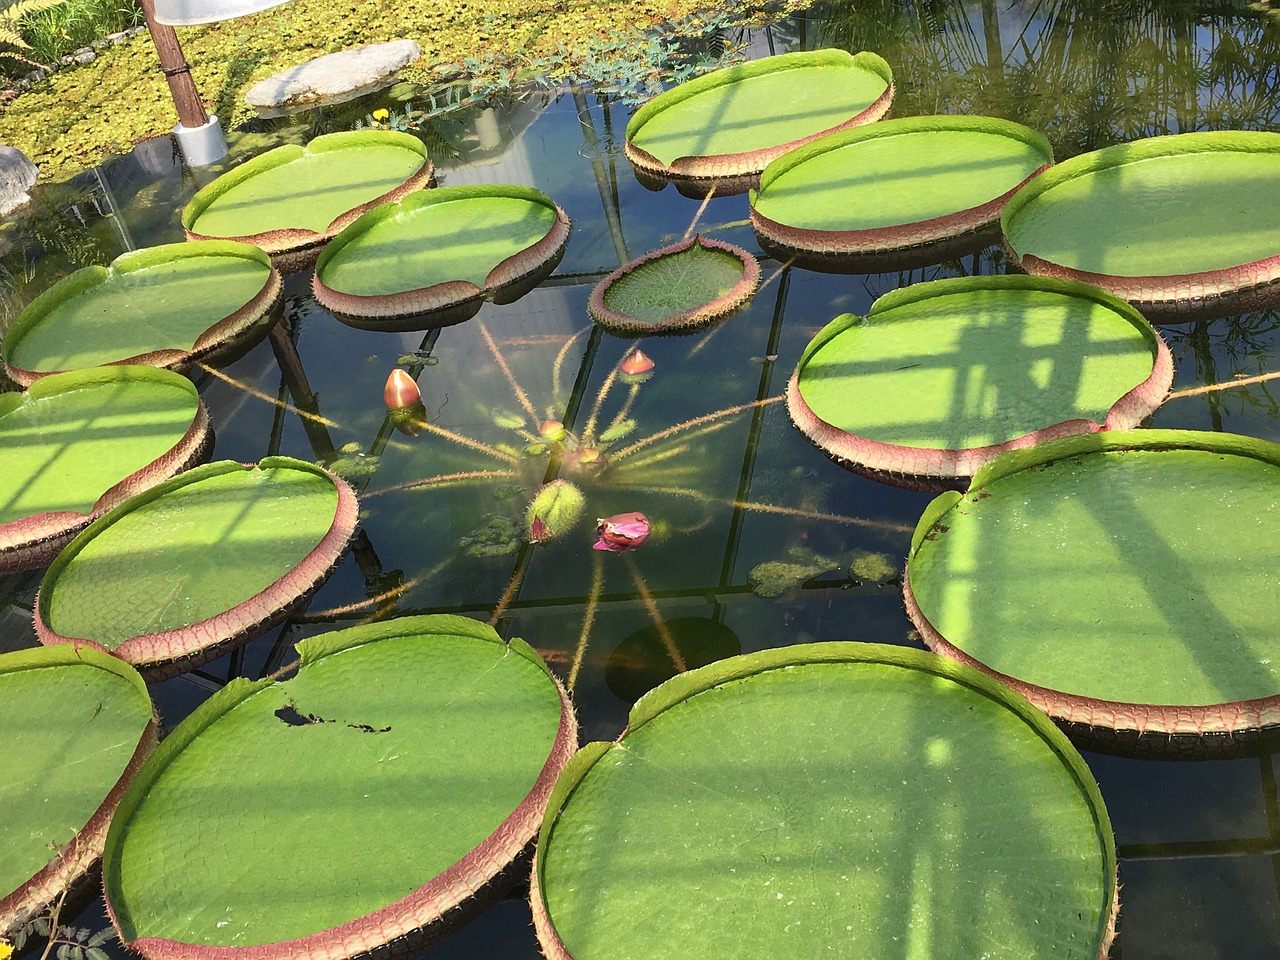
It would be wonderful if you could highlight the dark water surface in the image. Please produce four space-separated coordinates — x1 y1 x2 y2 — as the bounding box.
4 0 1280 957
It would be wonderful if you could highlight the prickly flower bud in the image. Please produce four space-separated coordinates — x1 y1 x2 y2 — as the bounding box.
539 419 567 442
526 479 586 544
384 369 421 410
618 349 655 383
593 512 651 552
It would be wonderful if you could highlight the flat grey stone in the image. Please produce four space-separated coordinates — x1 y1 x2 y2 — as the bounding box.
0 144 38 218
245 40 421 116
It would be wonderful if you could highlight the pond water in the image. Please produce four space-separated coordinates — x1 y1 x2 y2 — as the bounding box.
4 0 1280 957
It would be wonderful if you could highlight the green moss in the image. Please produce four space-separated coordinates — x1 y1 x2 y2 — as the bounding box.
0 0 801 183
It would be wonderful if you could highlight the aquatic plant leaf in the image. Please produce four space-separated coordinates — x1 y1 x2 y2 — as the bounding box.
751 115 1051 265
788 276 1172 483
0 367 211 574
746 547 841 598
103 616 575 959
625 49 893 193
313 184 571 328
533 643 1116 960
589 236 759 335
604 616 739 704
0 646 155 935
182 131 433 273
906 429 1280 754
1001 130 1280 317
1 242 280 386
35 458 358 680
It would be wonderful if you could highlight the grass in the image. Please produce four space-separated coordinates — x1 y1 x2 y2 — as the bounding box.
0 0 797 184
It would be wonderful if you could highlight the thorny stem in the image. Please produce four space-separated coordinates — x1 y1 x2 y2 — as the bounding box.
624 554 686 673
1169 370 1280 398
489 561 525 627
682 184 718 241
36 889 68 960
611 396 783 461
688 258 794 358
568 551 605 694
605 382 641 434
197 363 341 428
583 352 635 440
308 561 447 618
479 321 540 421
365 468 518 498
552 325 591 403
417 420 521 465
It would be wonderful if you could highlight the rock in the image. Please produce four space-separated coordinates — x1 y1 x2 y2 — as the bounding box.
72 49 96 65
0 145 38 218
244 40 421 116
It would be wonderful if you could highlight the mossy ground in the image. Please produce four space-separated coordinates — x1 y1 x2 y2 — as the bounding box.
0 0 796 184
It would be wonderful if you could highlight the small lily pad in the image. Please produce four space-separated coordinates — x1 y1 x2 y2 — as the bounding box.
588 236 760 335
35 458 358 681
0 367 212 574
312 184 571 329
103 615 576 960
1 242 281 386
183 131 434 273
1 645 156 935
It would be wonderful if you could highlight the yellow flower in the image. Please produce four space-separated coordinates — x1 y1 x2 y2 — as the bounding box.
371 108 390 121
1 938 13 960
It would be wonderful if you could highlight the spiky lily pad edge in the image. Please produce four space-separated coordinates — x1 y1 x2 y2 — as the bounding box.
104 616 579 960
33 458 359 683
903 429 1280 758
0 646 158 937
587 235 762 335
785 276 1174 481
529 641 1119 960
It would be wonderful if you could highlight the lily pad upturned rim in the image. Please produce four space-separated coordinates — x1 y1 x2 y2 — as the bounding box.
904 428 1280 746
1000 130 1280 316
587 235 761 335
750 114 1053 258
311 184 573 327
786 275 1174 482
34 457 358 681
0 644 157 937
530 641 1118 960
103 614 578 960
182 131 434 269
623 49 894 188
1 241 282 387
0 366 213 575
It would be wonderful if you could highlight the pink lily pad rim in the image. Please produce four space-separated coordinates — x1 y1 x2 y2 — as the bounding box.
786 274 1174 481
311 184 572 323
623 49 894 186
182 131 434 266
103 614 578 960
587 235 762 335
903 428 1280 742
0 644 157 936
1001 130 1280 313
750 114 1053 257
34 457 358 682
2 241 282 387
530 641 1118 960
0 366 213 575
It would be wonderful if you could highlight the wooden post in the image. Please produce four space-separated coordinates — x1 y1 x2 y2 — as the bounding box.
138 0 209 129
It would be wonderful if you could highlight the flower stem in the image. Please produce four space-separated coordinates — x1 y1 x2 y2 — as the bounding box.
1168 370 1280 398
611 395 783 461
624 554 686 673
568 551 605 694
682 183 718 240
364 468 517 498
480 321 540 421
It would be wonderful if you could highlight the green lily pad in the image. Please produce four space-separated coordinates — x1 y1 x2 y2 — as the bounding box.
788 276 1172 483
312 184 572 329
35 458 358 680
588 236 760 335
183 131 433 273
532 643 1116 960
1001 131 1280 317
1 645 156 936
751 115 1051 266
103 615 576 959
905 429 1280 754
1 242 280 386
625 49 893 195
0 366 212 574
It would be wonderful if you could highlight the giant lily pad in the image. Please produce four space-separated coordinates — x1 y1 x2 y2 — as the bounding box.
312 184 571 329
787 276 1172 483
751 115 1051 268
905 429 1280 756
1 645 156 936
1001 131 1280 318
35 458 358 681
625 49 893 196
103 615 576 960
588 236 760 334
532 643 1116 960
1 242 280 386
1 366 212 574
183 131 433 273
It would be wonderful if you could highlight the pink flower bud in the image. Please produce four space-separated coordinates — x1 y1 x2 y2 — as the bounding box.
539 419 566 441
593 512 651 552
619 349 655 378
384 369 421 410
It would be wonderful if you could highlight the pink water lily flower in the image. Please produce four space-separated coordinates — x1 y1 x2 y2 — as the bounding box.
593 512 651 552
